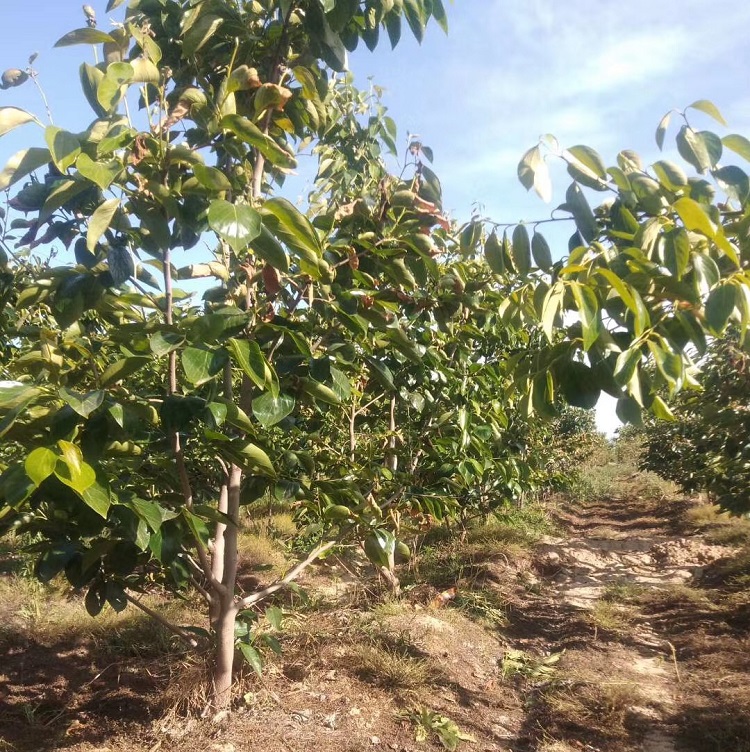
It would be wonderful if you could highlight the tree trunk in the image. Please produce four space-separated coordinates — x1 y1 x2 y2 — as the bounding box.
212 596 237 709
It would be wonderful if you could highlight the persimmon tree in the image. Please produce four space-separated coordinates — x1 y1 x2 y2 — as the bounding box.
0 0 748 711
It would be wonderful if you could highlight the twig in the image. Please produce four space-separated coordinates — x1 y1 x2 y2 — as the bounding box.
124 592 200 648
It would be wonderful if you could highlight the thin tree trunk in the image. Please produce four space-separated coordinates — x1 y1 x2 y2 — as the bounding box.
212 597 238 708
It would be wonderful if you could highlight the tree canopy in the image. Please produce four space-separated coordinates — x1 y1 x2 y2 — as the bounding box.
0 0 749 707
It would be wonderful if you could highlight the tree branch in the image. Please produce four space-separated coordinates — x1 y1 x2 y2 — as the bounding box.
234 540 336 611
124 592 200 648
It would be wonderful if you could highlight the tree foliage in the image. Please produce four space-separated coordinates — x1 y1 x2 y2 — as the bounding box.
0 0 748 708
639 333 750 513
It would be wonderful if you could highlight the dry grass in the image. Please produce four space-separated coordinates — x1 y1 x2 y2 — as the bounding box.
350 643 432 692
0 574 193 655
545 680 643 739
683 503 750 546
236 531 289 577
246 511 298 540
639 582 714 609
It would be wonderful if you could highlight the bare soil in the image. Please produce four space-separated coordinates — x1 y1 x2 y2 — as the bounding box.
1 490 749 752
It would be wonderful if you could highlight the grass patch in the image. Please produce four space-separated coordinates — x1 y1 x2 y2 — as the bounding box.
600 580 647 604
588 601 638 633
0 573 194 657
236 530 289 576
639 583 713 608
350 642 432 691
543 679 643 742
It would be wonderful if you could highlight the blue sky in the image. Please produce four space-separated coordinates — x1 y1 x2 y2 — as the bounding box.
2 1 750 434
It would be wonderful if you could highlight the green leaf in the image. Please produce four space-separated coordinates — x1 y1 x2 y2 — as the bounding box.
221 114 297 169
541 282 564 342
517 145 552 202
614 346 642 386
85 583 106 616
239 642 263 676
0 383 40 409
261 197 322 269
183 13 223 57
182 346 228 386
713 165 750 205
652 160 687 191
687 99 727 126
227 338 268 390
126 498 163 532
45 126 81 172
100 356 150 386
224 440 276 477
207 200 262 252
430 0 449 32
705 284 736 335
40 179 90 223
567 144 607 179
571 283 601 351
511 224 531 275
403 0 427 43
150 331 185 357
484 231 505 275
692 252 720 293
650 395 675 421
663 228 691 280
531 231 553 271
564 183 598 242
252 393 295 428
108 245 134 285
0 106 39 138
193 163 233 192
58 387 105 417
55 28 116 46
385 9 402 48
87 198 121 252
616 396 642 425
81 480 112 518
97 62 134 112
25 447 58 486
673 197 715 238
79 63 108 118
655 110 672 150
0 147 50 191
250 225 289 272
647 340 682 387
265 604 283 631
76 153 121 190
130 56 161 84
300 377 341 405
676 126 722 173
55 440 96 495
722 134 750 162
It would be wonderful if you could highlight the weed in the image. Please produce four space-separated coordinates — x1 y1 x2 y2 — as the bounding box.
454 589 508 629
601 580 646 604
501 649 562 680
399 706 476 751
351 643 432 691
589 601 637 633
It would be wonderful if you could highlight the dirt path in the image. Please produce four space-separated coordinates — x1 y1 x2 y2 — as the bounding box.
511 494 735 752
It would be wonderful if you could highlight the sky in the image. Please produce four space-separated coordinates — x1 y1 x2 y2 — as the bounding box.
2 1 750 435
